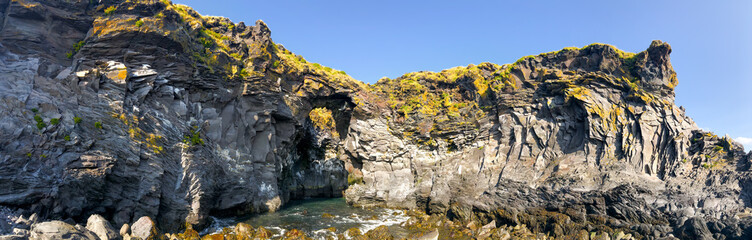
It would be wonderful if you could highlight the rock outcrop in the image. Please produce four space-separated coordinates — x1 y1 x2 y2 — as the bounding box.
341 42 752 238
0 0 751 239
342 42 752 238
85 215 119 240
0 0 357 232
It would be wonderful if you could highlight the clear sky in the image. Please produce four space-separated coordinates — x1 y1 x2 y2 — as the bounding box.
175 0 752 151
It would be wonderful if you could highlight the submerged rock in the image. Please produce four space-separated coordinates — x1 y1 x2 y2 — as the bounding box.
281 229 309 240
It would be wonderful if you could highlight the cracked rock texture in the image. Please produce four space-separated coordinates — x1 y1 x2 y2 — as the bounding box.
1 0 751 239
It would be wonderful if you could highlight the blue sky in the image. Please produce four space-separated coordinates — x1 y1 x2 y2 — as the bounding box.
175 0 752 151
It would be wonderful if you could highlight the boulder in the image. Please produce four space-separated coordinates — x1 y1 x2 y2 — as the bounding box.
0 235 27 240
129 217 158 240
30 221 98 240
416 229 438 240
85 215 119 240
118 224 129 237
675 217 713 240
234 223 254 237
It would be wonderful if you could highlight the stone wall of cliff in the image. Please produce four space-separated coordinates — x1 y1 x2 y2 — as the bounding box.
341 41 752 238
0 0 360 231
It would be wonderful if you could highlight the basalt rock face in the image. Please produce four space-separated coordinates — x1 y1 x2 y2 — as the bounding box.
1 0 752 239
0 0 357 232
342 42 752 238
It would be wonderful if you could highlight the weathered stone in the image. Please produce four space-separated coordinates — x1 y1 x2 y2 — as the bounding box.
254 226 272 239
674 217 713 240
129 217 157 240
0 235 27 240
233 223 254 238
118 224 129 237
30 221 98 240
416 229 438 240
85 215 119 240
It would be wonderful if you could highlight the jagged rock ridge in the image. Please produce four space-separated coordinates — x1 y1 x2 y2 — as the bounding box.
0 0 751 239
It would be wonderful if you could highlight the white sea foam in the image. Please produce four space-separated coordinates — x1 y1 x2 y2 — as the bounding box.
333 208 409 234
266 226 286 238
199 216 236 235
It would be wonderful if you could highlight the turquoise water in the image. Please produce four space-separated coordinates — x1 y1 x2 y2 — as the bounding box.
203 198 409 239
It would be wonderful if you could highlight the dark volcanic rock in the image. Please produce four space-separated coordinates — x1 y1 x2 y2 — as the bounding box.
0 0 751 239
341 42 752 238
0 0 356 233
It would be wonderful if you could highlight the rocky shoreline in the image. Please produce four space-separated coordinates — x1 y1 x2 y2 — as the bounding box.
2 210 645 240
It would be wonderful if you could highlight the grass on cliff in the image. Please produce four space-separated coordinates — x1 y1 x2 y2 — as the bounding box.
184 126 204 146
66 40 85 59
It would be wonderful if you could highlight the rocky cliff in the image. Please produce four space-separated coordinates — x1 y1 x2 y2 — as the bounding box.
1 0 751 239
0 0 362 231
343 41 752 239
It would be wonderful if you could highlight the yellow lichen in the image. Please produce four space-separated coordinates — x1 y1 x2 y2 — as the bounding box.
112 113 164 154
565 86 590 102
309 108 338 138
117 69 127 80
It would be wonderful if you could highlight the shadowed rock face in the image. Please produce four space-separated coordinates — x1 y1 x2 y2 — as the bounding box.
1 0 751 238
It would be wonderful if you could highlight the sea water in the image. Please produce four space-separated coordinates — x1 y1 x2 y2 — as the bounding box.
201 198 410 239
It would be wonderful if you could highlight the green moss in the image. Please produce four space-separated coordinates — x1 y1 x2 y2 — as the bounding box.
66 40 85 59
514 55 535 65
272 60 280 68
183 126 204 146
104 6 116 15
540 46 580 57
50 118 60 125
581 43 636 59
398 104 413 115
73 116 82 124
198 37 213 48
135 19 144 27
26 153 32 158
64 135 71 141
34 115 46 130
94 121 102 129
347 174 363 186
31 108 38 113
